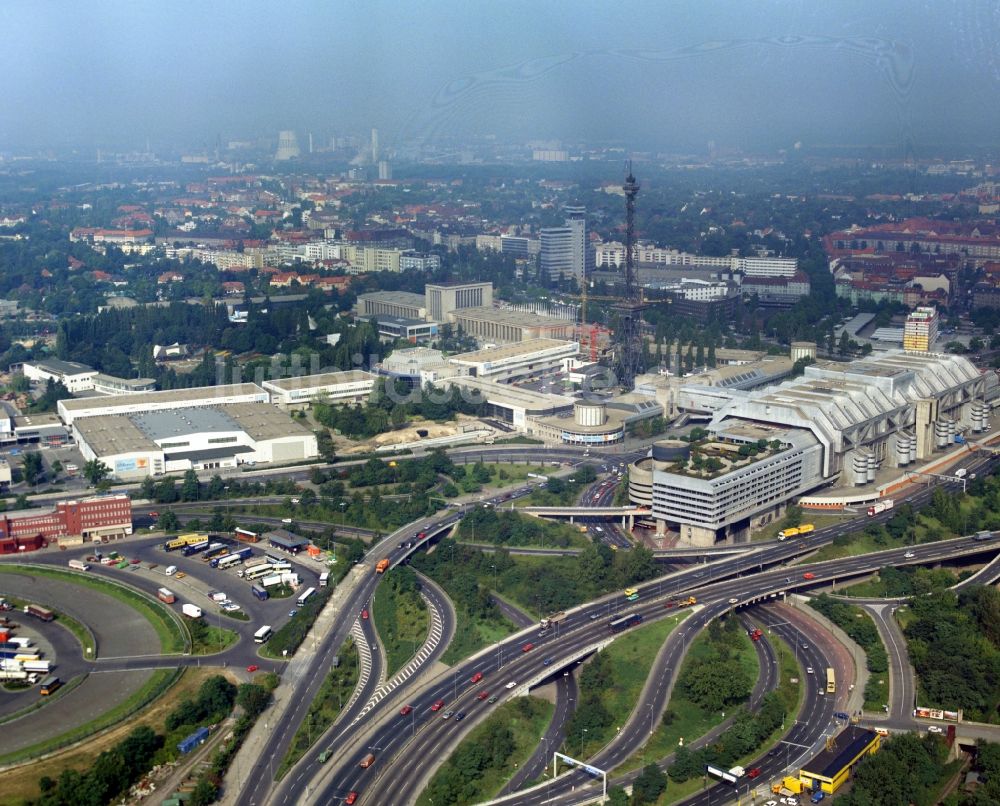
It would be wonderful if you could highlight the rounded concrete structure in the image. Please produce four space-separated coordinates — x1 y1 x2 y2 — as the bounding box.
651 439 691 463
574 401 607 427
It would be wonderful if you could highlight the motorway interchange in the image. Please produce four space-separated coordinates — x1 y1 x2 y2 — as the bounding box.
2 444 999 805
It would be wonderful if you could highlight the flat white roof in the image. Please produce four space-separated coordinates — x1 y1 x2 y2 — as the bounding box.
449 338 576 365
263 370 376 392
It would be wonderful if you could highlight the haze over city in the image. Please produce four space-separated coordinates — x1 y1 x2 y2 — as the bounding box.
2 0 1000 154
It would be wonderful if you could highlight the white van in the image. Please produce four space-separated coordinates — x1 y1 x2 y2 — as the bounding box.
165 565 177 576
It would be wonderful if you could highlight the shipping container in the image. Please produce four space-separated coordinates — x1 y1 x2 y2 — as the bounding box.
177 726 209 754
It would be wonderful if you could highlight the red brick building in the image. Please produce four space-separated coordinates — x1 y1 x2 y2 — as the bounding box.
0 494 133 549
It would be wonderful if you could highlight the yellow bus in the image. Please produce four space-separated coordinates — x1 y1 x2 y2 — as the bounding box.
164 533 209 552
826 667 836 694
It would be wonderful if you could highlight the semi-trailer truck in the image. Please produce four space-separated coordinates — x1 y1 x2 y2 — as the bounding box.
867 499 895 517
540 612 567 629
24 605 54 622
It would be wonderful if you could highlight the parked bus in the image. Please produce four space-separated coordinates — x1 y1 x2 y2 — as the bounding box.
296 587 316 608
164 533 208 552
826 667 836 694
609 612 643 632
253 625 272 644
319 572 329 588
244 564 274 581
216 554 243 571
39 675 61 696
623 587 639 602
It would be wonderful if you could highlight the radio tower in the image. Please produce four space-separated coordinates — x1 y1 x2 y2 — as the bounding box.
613 162 645 389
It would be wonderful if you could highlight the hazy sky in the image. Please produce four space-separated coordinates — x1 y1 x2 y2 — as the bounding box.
2 1 998 154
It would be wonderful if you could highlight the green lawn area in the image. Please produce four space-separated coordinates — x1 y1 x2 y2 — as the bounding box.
621 618 757 774
441 610 516 666
659 631 801 806
574 612 690 760
417 696 554 806
0 566 186 654
189 622 239 655
0 668 181 766
373 567 430 676
277 638 359 779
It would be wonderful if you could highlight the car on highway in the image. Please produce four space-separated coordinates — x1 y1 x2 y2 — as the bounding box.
728 597 739 604
149 511 158 518
488 695 498 703
806 667 814 674
345 792 358 805
834 711 850 720
904 551 915 558
247 664 259 672
747 767 761 779
430 699 445 711
928 725 944 734
442 710 454 719
454 712 466 722
361 609 369 620
288 609 298 618
477 689 490 700
589 612 599 620
400 705 413 716
416 531 426 539
543 657 554 665
505 681 517 689
470 671 483 683
802 572 816 580
522 642 534 653
175 571 186 579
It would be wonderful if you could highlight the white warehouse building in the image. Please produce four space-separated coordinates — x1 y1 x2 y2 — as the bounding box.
73 403 318 480
263 370 377 408
58 383 269 425
447 339 579 381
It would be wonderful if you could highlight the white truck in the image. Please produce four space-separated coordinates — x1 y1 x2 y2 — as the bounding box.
867 499 894 517
955 468 968 479
181 603 203 619
729 766 746 778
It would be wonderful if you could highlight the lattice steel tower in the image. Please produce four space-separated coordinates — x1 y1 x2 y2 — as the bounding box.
613 162 645 389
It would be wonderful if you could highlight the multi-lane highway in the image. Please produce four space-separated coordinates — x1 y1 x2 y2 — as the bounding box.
310 527 1000 805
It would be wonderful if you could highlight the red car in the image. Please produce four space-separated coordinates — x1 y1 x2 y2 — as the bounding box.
747 767 761 779
130 557 141 564
247 664 259 673
400 704 413 716
345 793 359 805
802 572 816 580
361 609 369 620
149 511 158 518
470 672 483 684
477 689 490 700
430 699 445 711
417 531 427 539
522 642 534 653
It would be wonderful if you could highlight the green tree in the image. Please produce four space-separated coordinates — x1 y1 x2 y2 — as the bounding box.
181 468 201 502
158 510 180 531
21 451 43 486
633 763 668 805
83 458 111 486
